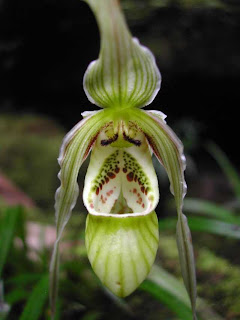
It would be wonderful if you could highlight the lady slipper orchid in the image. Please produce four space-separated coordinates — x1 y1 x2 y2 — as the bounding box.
50 0 197 318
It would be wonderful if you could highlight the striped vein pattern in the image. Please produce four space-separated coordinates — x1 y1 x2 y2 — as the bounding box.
132 109 197 317
50 110 107 314
85 211 159 297
84 0 161 109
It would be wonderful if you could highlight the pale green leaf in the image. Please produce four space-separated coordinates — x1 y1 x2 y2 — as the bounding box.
141 265 193 320
159 216 240 239
141 265 224 320
184 198 240 225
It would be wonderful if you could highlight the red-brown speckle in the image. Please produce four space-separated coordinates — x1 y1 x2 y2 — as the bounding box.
96 187 99 195
127 172 134 182
107 189 114 197
108 172 116 179
115 167 120 174
141 186 145 193
123 168 127 173
100 194 106 204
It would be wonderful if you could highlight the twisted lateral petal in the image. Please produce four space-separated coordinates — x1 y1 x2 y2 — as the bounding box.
84 0 161 109
85 211 159 297
132 109 197 317
50 110 107 315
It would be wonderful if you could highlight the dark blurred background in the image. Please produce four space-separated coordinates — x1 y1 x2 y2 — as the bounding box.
0 0 239 159
1 2 240 319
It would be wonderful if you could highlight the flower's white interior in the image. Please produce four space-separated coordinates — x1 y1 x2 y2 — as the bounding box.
83 123 159 217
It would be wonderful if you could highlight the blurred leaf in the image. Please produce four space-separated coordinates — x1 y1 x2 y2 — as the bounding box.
141 265 224 320
5 288 28 305
140 265 193 320
0 207 21 277
81 311 102 320
19 274 49 320
184 198 240 225
207 142 240 201
6 273 43 287
0 281 10 320
159 217 240 239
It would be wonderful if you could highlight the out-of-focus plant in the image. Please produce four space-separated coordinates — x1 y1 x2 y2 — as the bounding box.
0 206 49 320
50 0 197 319
161 142 240 239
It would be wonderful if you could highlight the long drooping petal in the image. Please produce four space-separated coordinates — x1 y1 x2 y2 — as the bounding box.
83 123 160 296
132 108 197 318
83 0 161 109
50 110 108 315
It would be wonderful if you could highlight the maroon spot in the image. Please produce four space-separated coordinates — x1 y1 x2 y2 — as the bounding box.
127 172 134 182
90 203 94 209
108 172 116 179
107 189 114 197
142 203 145 208
123 168 127 173
145 187 149 195
96 187 99 195
134 175 137 182
105 177 109 183
100 195 106 204
115 167 120 174
99 183 102 190
101 179 105 185
133 188 137 194
141 186 145 193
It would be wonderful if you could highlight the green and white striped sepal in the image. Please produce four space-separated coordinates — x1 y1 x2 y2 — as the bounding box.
83 123 159 296
84 0 161 109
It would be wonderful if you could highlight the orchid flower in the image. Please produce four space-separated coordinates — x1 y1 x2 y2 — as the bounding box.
50 0 197 318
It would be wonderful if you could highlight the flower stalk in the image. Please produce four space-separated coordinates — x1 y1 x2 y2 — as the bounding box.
50 0 197 319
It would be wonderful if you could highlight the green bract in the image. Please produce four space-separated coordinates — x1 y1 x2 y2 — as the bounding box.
50 0 197 319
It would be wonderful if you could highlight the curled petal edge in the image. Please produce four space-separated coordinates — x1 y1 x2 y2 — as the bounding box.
50 110 107 317
132 109 197 318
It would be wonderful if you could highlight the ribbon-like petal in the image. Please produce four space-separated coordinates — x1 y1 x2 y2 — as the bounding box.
50 110 108 315
132 108 197 318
